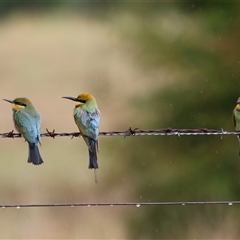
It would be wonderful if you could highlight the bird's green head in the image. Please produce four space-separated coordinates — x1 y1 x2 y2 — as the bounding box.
3 97 32 111
62 93 97 108
76 93 96 104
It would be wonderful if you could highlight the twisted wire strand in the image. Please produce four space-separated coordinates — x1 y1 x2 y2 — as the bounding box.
0 128 239 138
0 201 238 209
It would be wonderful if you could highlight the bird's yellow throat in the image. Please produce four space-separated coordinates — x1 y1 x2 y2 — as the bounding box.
236 104 240 111
12 104 25 111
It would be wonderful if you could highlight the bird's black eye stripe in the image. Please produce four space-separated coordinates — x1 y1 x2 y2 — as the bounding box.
78 99 87 103
14 101 26 107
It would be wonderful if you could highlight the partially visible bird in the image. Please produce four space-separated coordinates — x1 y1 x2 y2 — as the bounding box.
233 97 240 156
62 93 100 183
3 97 43 165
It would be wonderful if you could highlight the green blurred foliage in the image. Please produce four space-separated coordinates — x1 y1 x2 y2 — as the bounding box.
111 2 240 238
0 1 57 17
1 0 239 19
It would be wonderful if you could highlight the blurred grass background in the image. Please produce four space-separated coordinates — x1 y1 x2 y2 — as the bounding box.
1 1 240 238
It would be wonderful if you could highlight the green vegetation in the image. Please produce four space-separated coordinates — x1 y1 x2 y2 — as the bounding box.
115 3 240 238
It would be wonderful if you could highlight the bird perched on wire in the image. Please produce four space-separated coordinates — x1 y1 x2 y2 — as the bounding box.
3 97 43 165
233 97 240 156
62 93 101 183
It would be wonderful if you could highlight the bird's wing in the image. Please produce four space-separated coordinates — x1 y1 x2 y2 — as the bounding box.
233 111 236 128
34 112 41 142
74 108 100 145
13 111 38 144
87 109 101 141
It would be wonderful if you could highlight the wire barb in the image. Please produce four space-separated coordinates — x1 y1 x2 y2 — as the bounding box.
6 130 15 138
124 127 138 138
46 128 56 139
1 128 240 138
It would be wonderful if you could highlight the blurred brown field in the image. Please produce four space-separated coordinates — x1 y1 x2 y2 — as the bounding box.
0 10 170 238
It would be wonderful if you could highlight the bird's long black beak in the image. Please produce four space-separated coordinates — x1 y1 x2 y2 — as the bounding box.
62 96 78 102
2 99 14 104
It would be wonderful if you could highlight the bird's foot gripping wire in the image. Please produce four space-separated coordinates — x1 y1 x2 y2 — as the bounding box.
71 132 80 139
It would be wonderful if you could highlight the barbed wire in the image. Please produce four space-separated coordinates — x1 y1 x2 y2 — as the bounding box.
0 128 239 139
1 128 238 209
0 128 239 209
0 201 239 209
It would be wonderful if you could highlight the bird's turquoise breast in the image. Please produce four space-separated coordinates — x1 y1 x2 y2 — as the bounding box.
13 110 39 144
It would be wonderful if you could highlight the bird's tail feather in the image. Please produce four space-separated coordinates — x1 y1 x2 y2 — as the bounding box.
88 140 98 183
88 142 98 169
236 135 240 156
94 169 98 184
28 143 44 165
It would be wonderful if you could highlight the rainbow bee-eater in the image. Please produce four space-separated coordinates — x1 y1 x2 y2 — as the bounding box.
233 97 240 156
3 97 43 165
62 93 100 183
